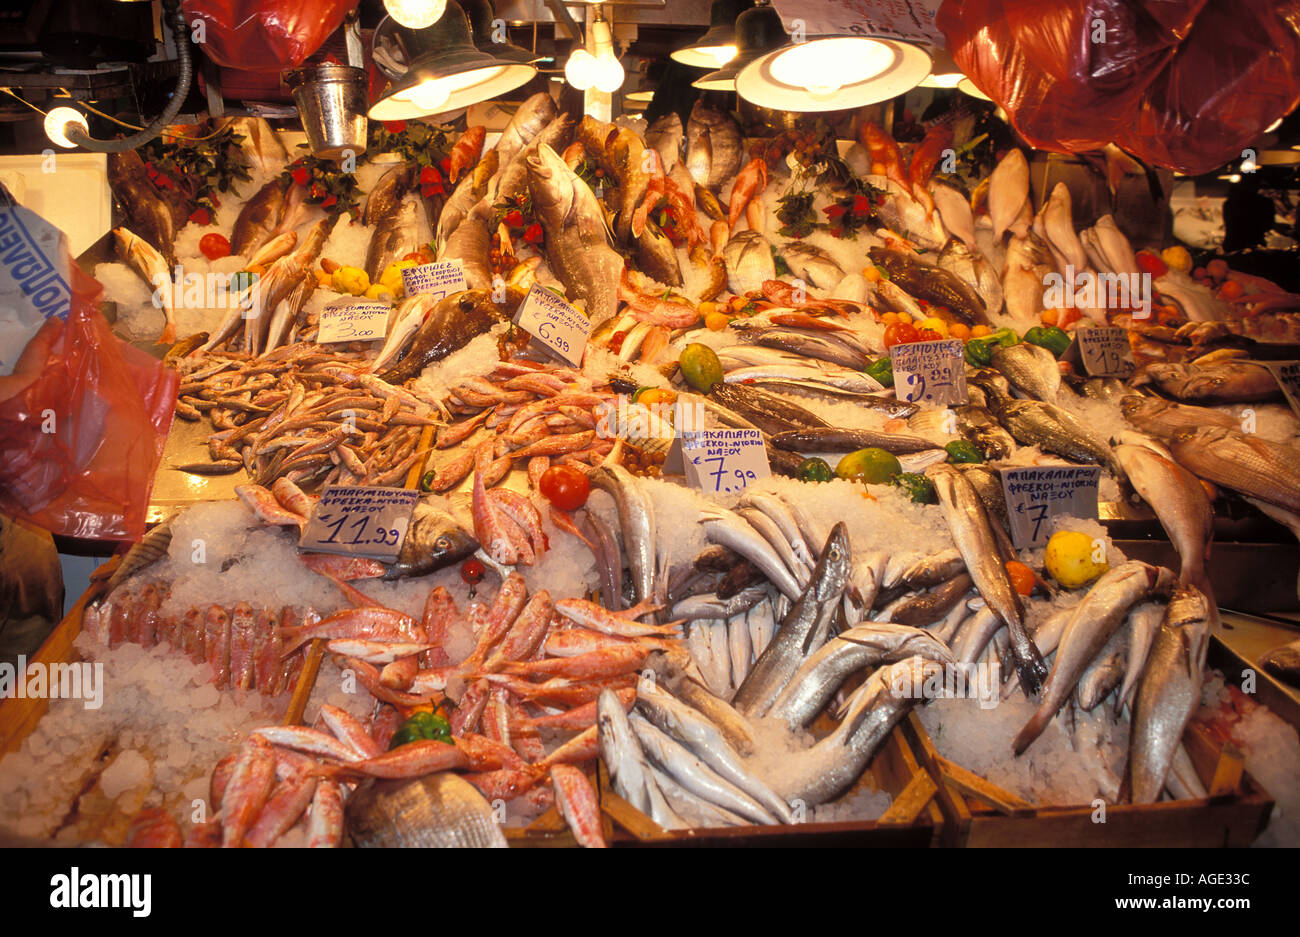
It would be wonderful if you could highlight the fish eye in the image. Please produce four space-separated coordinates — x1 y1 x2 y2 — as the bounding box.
436 537 450 549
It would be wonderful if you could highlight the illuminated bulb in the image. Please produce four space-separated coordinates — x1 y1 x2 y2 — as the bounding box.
565 48 597 89
592 53 625 93
699 44 737 67
44 106 88 148
1266 117 1283 133
409 80 451 111
922 71 964 89
384 0 447 29
769 37 893 100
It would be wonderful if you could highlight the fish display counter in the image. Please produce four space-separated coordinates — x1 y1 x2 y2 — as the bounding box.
4 5 1300 853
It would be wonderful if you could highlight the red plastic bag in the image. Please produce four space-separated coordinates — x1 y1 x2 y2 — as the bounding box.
183 0 359 72
937 0 1300 175
0 263 177 542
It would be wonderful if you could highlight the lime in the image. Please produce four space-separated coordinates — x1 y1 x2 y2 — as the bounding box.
797 457 834 483
835 447 902 485
679 343 724 392
1045 530 1109 588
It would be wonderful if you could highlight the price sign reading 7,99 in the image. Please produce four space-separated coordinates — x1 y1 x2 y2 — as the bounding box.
681 428 771 496
890 339 968 407
298 486 418 561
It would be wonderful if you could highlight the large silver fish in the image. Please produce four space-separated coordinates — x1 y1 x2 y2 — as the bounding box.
588 464 657 607
1114 444 1214 595
781 242 845 291
1166 426 1300 513
597 688 681 825
492 92 559 175
1119 395 1239 440
436 149 498 252
731 523 853 717
365 196 432 285
346 773 506 847
685 100 742 191
722 229 777 295
1129 586 1211 803
645 112 684 173
989 342 1061 401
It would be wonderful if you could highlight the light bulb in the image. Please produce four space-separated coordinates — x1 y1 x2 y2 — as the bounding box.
565 49 597 89
409 80 450 111
700 44 737 67
769 37 893 96
44 106 88 148
593 53 625 93
384 0 447 29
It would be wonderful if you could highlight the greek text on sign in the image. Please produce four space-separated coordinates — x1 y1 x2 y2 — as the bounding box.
891 339 968 406
1260 360 1300 419
1075 326 1136 378
401 259 467 299
512 283 590 366
999 465 1102 549
298 486 418 561
681 428 771 495
318 300 390 343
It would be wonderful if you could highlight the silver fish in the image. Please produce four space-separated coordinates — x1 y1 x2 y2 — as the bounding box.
752 330 869 370
698 505 804 601
685 100 742 191
781 242 845 290
1129 586 1211 803
931 181 976 249
1075 625 1128 711
493 92 559 177
649 764 744 828
227 116 286 173
722 230 776 295
672 587 768 622
1114 444 1214 595
990 342 1061 401
1000 231 1053 329
1137 361 1282 404
597 688 657 814
439 201 494 290
1167 425 1300 514
675 675 757 756
1115 600 1165 714
365 196 432 285
1014 561 1174 754
645 112 684 173
436 149 498 252
768 623 954 728
589 465 657 606
732 523 853 717
346 773 506 847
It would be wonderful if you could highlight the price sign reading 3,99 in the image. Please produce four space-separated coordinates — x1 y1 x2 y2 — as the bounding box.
890 339 968 406
298 486 418 561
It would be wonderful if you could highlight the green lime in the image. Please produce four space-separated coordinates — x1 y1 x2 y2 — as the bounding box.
678 343 724 392
797 457 834 483
835 447 902 485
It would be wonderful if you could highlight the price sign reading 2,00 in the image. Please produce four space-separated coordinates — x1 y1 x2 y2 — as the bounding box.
704 457 757 493
316 512 401 548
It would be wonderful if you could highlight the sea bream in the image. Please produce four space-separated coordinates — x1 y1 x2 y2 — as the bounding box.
685 100 743 191
231 177 307 260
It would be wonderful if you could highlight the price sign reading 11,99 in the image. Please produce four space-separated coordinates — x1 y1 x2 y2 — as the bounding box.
890 339 967 406
298 486 418 561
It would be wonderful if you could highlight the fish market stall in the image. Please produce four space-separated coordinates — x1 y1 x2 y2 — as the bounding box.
2 0 1300 855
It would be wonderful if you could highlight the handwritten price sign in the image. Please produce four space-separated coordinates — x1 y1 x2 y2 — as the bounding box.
999 465 1101 548
401 259 467 300
318 300 390 343
1073 326 1136 378
890 339 967 406
298 486 418 561
512 283 590 366
681 428 770 495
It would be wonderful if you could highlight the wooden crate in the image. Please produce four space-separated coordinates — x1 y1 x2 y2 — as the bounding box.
900 713 1275 848
597 719 944 848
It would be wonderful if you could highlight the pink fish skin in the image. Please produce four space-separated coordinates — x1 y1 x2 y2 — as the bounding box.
307 780 346 848
551 764 606 848
221 735 277 848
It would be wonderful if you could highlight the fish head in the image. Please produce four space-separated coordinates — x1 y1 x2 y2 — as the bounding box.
812 521 854 601
527 143 578 228
386 504 479 578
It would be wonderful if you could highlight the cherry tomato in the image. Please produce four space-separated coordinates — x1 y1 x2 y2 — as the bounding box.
1005 560 1035 597
199 233 230 260
883 322 920 348
1135 250 1167 278
916 328 942 342
539 465 590 511
460 558 485 585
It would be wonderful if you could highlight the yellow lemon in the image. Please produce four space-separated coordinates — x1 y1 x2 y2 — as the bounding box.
1045 529 1109 588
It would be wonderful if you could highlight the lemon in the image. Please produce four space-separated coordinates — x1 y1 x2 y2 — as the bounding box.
1045 530 1109 588
1161 245 1193 274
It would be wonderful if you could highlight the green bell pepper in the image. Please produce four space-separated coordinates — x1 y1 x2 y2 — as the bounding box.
945 440 984 464
964 338 994 368
389 711 452 749
1023 325 1071 358
892 472 937 504
864 357 894 388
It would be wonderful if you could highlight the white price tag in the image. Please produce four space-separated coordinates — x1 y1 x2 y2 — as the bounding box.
318 300 390 343
512 283 590 366
1259 360 1300 418
298 486 418 561
681 428 770 495
999 466 1102 549
890 339 968 406
400 259 467 300
1074 326 1136 378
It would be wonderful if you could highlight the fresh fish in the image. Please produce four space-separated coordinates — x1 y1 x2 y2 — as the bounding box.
488 113 575 206
436 149 498 251
493 92 560 175
995 398 1119 473
1137 361 1281 404
380 499 480 580
1114 444 1214 595
883 548 965 590
781 242 845 290
769 427 936 455
227 116 286 172
650 764 742 828
221 735 277 847
346 773 507 847
629 713 779 824
685 100 742 191
637 680 793 822
990 342 1061 401
932 467 1048 695
1034 182 1087 274
1129 586 1211 803
645 112 684 172
1000 232 1053 329
745 380 916 417
1166 426 1300 514
1014 562 1175 754
751 331 869 370
365 196 432 285
1116 600 1165 714
722 230 777 295
370 293 437 374
672 587 768 622
527 143 624 328
872 277 928 320
890 573 975 626
106 151 176 266
939 239 1003 316
674 676 757 756
868 247 987 326
707 382 830 436
377 287 517 384
768 657 933 806
932 181 976 249
865 175 946 251
231 178 305 259
768 624 954 728
635 217 683 286
1119 395 1239 439
597 688 661 816
114 227 176 344
1076 625 1128 711
732 523 852 717
988 149 1029 240
698 507 804 601
588 465 657 607
954 405 1016 461
439 201 494 290
721 363 884 395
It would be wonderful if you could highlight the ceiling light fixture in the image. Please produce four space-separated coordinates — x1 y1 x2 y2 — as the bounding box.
563 13 623 93
44 106 89 148
384 0 447 30
737 34 931 112
693 2 787 92
671 0 755 69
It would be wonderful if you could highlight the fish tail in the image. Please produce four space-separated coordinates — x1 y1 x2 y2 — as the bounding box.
1012 643 1049 697
1011 706 1051 756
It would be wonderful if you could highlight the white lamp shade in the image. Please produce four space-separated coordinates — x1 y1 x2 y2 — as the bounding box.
736 36 931 112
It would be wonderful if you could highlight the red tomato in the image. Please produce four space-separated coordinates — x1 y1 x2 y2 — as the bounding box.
1005 561 1035 597
883 322 920 348
199 233 230 260
916 328 942 342
460 558 485 585
1135 250 1167 278
290 166 310 186
539 465 590 511
402 252 425 263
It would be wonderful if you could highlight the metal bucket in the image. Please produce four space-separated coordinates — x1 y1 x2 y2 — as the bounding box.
283 64 368 161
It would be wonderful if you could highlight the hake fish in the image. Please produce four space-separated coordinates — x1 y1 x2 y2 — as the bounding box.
1114 444 1214 595
1118 395 1239 440
527 143 624 328
588 464 657 607
769 427 937 455
493 92 560 175
731 523 853 717
1128 586 1211 803
932 467 1048 695
1014 561 1175 755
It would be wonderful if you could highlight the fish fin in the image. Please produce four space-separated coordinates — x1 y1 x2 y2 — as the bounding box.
1011 704 1052 756
1013 643 1049 697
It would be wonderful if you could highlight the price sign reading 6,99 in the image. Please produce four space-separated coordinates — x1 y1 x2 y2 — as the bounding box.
890 339 968 407
298 485 419 561
512 283 591 366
